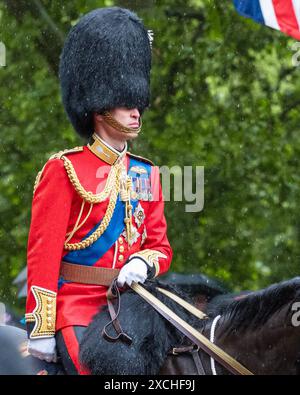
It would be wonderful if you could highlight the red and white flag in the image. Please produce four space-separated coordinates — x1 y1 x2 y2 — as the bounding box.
233 0 300 40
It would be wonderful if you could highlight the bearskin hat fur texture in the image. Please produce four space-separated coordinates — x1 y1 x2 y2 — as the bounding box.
59 7 152 139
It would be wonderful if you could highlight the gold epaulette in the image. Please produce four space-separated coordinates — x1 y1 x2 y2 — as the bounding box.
33 146 84 195
127 152 154 166
48 146 84 160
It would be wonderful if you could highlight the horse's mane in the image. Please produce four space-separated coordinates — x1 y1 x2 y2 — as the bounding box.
206 277 300 334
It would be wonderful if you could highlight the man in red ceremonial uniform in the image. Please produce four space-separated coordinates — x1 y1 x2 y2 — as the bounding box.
25 7 172 374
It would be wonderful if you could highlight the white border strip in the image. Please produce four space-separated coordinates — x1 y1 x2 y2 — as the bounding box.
0 42 6 67
259 0 280 30
292 0 300 30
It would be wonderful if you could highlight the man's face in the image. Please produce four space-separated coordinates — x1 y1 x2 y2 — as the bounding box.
110 107 141 128
94 107 141 141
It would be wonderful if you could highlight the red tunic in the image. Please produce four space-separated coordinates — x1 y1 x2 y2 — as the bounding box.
25 144 172 338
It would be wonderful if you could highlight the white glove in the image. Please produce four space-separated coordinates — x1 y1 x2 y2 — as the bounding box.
117 258 148 287
27 337 57 363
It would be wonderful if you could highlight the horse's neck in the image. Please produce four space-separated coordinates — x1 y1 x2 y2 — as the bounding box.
210 306 300 375
195 319 230 375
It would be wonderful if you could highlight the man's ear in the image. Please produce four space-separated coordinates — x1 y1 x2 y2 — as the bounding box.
93 112 104 126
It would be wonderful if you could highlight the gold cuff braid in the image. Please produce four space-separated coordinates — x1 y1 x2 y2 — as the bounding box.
129 249 167 278
25 286 56 339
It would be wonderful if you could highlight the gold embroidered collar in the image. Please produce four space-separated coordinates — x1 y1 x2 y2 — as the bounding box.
87 133 127 165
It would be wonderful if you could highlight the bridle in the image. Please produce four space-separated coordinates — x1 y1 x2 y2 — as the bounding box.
172 315 222 375
102 279 132 345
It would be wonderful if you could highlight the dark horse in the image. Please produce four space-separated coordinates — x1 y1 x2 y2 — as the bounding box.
1 276 300 374
79 277 300 375
0 272 226 375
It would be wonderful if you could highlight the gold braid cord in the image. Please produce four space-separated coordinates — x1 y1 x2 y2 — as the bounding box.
103 111 142 134
33 166 46 195
64 163 123 251
62 156 117 204
32 146 125 251
32 147 84 196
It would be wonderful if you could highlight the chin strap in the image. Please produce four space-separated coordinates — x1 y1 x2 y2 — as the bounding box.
102 111 142 134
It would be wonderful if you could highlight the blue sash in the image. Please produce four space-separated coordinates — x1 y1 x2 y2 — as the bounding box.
63 156 151 267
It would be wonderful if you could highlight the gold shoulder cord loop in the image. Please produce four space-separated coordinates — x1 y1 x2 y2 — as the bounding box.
65 200 86 244
67 202 94 240
32 147 125 251
33 165 47 195
32 147 84 196
62 156 117 204
64 163 123 251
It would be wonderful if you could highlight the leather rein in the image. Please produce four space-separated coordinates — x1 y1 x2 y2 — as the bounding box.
102 279 253 376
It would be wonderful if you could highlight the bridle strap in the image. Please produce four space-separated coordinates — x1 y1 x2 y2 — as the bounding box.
130 282 253 376
192 348 206 375
171 345 206 375
156 287 208 320
102 279 133 345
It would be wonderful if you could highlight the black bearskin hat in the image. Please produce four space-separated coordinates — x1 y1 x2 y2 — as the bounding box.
59 7 152 139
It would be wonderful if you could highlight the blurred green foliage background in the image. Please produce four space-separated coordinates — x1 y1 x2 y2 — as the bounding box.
1 0 300 312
